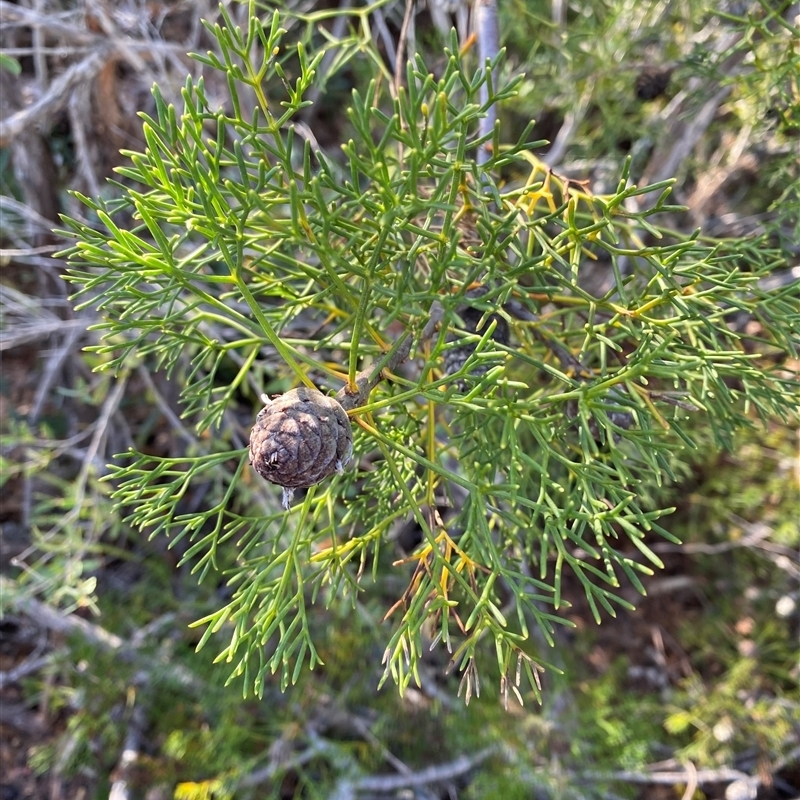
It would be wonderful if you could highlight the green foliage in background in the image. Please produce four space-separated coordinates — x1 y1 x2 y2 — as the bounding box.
54 0 800 704
663 422 800 767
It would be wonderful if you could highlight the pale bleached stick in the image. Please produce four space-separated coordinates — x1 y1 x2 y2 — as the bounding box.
0 47 110 147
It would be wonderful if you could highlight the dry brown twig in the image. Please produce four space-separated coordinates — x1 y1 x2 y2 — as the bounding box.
0 653 55 691
654 514 800 575
352 746 496 793
135 365 197 447
370 3 398 72
0 196 61 236
236 730 336 790
543 80 595 169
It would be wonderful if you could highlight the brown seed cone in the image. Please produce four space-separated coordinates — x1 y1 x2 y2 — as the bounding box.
249 387 353 505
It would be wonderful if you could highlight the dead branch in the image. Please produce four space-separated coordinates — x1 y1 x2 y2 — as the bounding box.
7 589 126 649
0 1 98 44
0 652 54 690
543 81 595 169
575 764 758 791
0 701 48 734
393 0 414 97
3 583 201 691
0 46 111 147
29 325 84 424
353 746 496 792
236 730 336 790
336 302 445 411
474 0 499 167
108 705 148 800
136 366 197 447
641 85 733 191
68 81 103 197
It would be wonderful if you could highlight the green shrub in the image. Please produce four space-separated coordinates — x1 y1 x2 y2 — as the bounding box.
55 2 799 704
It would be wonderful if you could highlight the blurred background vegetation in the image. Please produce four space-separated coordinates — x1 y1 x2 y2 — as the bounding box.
1 0 798 798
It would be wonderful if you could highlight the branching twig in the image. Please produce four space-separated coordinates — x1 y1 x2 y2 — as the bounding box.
136 366 197 447
0 47 111 147
0 317 86 351
371 5 398 74
236 729 336 789
8 589 126 649
654 515 800 577
29 324 84 425
504 298 585 372
641 86 733 192
0 653 54 690
82 0 149 75
0 284 87 351
42 373 127 536
0 1 97 43
0 195 62 235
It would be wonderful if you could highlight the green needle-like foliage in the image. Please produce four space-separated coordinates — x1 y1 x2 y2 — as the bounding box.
57 3 800 701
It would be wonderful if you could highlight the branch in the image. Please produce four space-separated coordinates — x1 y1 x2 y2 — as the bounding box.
504 298 585 372
640 85 732 192
336 303 444 411
108 705 148 800
236 730 336 789
575 765 758 790
4 584 201 690
475 0 500 167
0 46 111 147
393 0 415 97
0 652 54 690
0 1 98 43
29 324 84 425
543 81 594 168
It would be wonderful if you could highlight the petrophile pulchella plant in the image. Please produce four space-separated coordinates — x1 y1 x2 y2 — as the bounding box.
59 4 799 701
